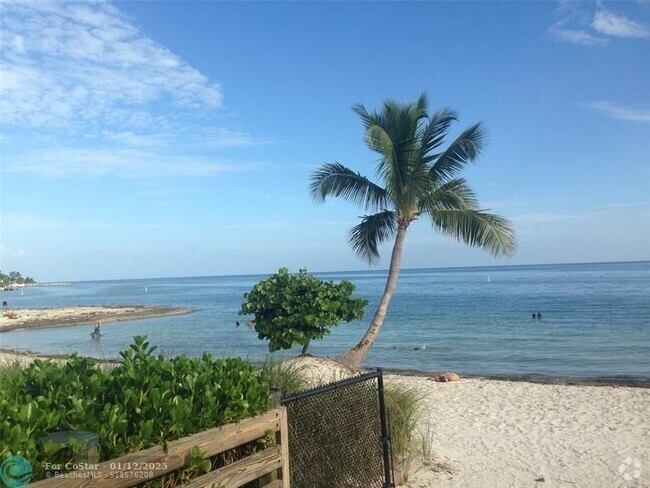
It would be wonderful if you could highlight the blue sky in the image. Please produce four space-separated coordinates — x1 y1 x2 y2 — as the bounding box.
1 1 649 282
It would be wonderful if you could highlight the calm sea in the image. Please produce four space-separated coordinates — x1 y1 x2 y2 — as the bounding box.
1 262 649 381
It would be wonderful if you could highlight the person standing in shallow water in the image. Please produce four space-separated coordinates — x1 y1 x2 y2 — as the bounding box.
91 321 102 339
537 312 542 320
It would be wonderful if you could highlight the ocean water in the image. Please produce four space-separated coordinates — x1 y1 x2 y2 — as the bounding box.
1 262 649 381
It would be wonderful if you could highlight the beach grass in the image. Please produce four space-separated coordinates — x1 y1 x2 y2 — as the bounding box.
385 383 428 484
258 356 311 396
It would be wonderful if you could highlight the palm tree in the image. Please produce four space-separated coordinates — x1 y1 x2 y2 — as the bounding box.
309 93 517 370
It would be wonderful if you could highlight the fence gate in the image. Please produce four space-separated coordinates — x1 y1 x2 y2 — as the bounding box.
280 369 394 488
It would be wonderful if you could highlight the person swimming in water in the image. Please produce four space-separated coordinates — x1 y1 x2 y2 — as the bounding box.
91 321 102 339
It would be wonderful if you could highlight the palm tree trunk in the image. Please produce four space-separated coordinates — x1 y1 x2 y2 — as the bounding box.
336 220 409 370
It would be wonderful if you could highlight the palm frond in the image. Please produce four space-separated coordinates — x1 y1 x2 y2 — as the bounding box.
365 124 396 158
418 178 480 212
427 208 516 257
365 97 428 205
309 162 387 212
347 211 398 264
429 122 487 183
418 107 458 159
413 92 428 116
314 95 517 266
353 103 380 131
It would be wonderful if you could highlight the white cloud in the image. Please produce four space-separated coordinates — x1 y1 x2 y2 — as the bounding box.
592 8 650 38
597 201 649 209
219 220 354 231
585 101 650 122
549 4 649 45
1 146 265 178
0 0 270 179
511 212 582 225
0 0 222 128
549 22 606 46
1 214 163 232
100 126 269 149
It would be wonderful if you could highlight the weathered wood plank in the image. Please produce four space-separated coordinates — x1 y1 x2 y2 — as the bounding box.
180 446 282 488
30 409 284 488
278 407 290 488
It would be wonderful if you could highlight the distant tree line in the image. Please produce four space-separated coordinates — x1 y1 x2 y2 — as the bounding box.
0 270 35 287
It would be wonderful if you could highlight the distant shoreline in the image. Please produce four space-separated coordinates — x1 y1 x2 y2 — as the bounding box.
0 305 194 333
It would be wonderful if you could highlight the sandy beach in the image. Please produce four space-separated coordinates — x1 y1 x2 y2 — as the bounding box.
0 345 647 486
0 305 194 333
278 356 649 487
393 375 649 488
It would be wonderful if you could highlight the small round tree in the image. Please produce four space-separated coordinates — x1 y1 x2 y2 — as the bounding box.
239 267 367 355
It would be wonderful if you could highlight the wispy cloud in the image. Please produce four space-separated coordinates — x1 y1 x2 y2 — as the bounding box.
0 0 270 179
592 8 650 38
0 0 222 128
549 24 606 46
597 200 649 209
511 201 648 226
2 213 164 232
511 212 583 226
549 4 649 45
585 101 650 122
219 220 354 231
2 147 265 178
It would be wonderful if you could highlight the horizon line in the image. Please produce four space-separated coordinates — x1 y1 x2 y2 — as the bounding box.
62 259 650 283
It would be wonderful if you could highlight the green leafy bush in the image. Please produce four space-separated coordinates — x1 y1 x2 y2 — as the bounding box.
240 267 367 354
0 336 269 482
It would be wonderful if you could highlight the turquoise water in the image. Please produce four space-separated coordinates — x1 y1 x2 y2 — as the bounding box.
1 261 649 380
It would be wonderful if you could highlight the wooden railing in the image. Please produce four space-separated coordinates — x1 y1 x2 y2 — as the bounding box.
30 407 290 488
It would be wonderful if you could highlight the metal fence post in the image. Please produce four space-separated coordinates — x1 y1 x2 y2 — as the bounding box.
377 368 394 488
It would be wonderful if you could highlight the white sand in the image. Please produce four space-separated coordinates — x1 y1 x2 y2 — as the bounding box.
0 350 51 367
392 375 649 488
0 305 193 332
282 357 649 487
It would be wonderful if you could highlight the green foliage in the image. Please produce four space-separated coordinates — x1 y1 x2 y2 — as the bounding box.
385 383 433 484
259 357 310 396
0 336 269 482
310 93 516 264
310 94 517 368
240 268 367 354
178 445 212 482
385 384 425 460
0 270 35 287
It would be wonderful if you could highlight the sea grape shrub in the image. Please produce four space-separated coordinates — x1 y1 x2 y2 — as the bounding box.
239 267 367 354
0 336 269 481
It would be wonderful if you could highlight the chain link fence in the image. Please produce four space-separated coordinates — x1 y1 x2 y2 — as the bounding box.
281 370 393 488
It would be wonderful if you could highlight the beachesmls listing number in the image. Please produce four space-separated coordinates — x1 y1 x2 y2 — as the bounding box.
44 461 168 479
